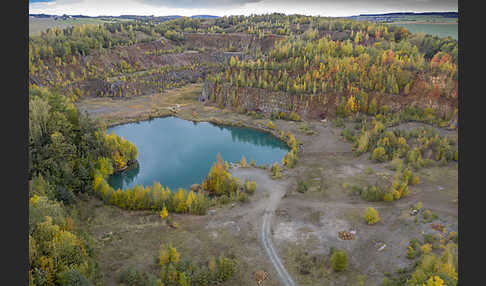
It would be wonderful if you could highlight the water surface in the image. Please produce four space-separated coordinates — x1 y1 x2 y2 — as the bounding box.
107 117 289 190
390 23 458 40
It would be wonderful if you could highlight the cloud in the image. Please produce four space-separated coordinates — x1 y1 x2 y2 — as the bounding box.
29 0 457 17
135 0 262 9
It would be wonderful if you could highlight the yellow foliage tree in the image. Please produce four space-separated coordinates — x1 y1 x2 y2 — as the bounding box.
364 207 380 224
267 121 275 129
345 95 359 114
160 206 168 219
240 155 247 167
423 276 445 286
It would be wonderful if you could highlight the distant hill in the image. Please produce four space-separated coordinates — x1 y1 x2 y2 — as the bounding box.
29 14 219 21
190 15 219 19
347 11 458 23
356 12 457 18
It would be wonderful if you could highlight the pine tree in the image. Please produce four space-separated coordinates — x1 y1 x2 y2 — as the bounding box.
330 249 347 271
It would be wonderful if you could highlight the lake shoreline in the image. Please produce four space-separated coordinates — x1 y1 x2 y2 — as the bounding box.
390 21 458 25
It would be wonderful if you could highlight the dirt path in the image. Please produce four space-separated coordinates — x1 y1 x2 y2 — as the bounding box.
231 168 297 286
262 211 297 286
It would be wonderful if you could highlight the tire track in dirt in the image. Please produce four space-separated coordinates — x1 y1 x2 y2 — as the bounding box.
231 168 297 286
262 210 297 286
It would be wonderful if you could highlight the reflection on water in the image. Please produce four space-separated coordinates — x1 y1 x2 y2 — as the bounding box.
108 164 140 190
107 117 289 191
215 124 286 149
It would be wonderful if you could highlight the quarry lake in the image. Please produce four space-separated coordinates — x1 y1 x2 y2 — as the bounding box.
107 116 289 190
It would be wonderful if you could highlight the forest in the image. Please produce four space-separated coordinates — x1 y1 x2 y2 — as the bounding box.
29 12 458 286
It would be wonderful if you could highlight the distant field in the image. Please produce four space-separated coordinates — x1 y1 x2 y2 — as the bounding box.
390 23 458 40
29 17 129 36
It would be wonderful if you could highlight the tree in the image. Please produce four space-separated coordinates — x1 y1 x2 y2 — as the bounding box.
160 206 168 219
267 121 275 129
345 95 359 114
159 243 180 266
330 249 347 271
424 276 445 286
368 97 377 115
240 155 248 167
364 207 380 224
371 146 387 162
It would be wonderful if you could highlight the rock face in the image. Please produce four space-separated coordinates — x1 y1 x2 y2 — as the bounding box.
202 79 458 120
202 81 338 119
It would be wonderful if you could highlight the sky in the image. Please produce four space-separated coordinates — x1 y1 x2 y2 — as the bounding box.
29 0 458 17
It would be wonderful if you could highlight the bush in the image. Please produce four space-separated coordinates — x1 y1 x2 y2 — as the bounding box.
116 267 141 285
245 180 256 194
371 147 388 162
423 233 437 246
364 207 380 225
55 186 77 205
289 112 301 121
368 98 377 115
330 249 347 272
267 121 275 129
361 185 385 201
238 192 249 203
297 179 308 193
383 192 394 202
355 131 370 154
341 128 355 142
57 269 91 286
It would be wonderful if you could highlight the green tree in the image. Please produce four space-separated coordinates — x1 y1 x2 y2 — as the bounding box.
330 249 347 271
368 97 377 115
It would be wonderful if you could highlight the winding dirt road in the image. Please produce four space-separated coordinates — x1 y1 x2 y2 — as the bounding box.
231 168 297 286
262 210 297 286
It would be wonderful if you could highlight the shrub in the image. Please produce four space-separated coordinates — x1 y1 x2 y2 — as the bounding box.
341 128 355 142
364 207 380 224
238 192 249 203
368 98 377 115
333 117 345 128
361 185 385 201
296 179 308 193
371 147 388 162
356 131 370 154
267 121 275 129
214 255 238 282
330 249 347 272
240 155 247 167
383 192 394 202
406 245 416 259
57 269 91 286
420 243 433 255
271 162 282 179
244 180 256 195
116 267 141 285
409 174 420 185
423 276 446 286
289 112 301 121
423 233 437 245
54 186 76 205
336 97 347 118
160 207 168 219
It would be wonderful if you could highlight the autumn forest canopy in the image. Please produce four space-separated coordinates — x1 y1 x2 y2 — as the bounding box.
28 12 458 286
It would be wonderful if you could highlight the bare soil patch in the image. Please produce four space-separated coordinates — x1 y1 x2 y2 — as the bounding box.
76 87 457 286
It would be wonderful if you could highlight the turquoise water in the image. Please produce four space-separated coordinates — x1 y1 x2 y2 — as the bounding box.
391 23 458 40
107 117 289 190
